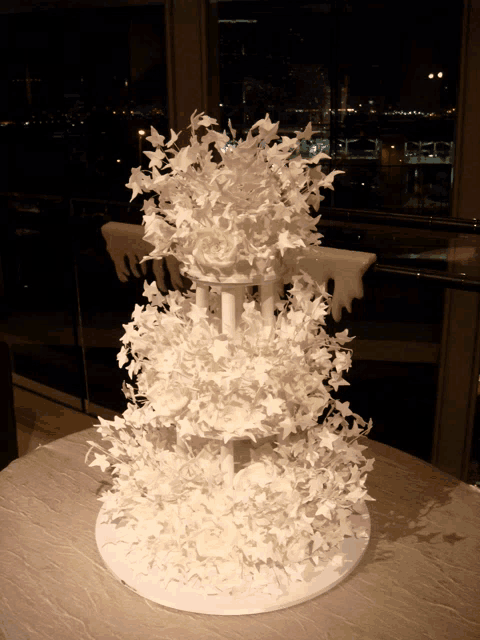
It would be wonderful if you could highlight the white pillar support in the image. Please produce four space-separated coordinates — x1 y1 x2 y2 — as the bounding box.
220 284 244 486
260 281 276 328
196 282 209 309
221 285 243 338
220 441 235 486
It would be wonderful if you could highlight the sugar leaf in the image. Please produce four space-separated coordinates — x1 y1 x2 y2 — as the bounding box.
209 338 230 362
261 395 284 416
146 126 166 148
89 453 111 472
125 166 145 202
318 430 338 450
166 128 179 148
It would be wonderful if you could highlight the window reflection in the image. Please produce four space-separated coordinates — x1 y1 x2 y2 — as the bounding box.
1 0 477 483
216 0 462 216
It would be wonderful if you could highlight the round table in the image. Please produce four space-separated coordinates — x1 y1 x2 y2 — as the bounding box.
1 427 479 640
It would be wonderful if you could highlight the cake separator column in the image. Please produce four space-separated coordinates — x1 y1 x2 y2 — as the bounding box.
220 283 245 486
260 279 278 329
221 285 243 338
195 282 209 309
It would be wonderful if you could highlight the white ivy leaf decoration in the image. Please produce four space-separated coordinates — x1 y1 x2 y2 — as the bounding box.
88 453 111 472
126 113 344 280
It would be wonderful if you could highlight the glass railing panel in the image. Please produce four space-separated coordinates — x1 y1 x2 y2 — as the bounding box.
1 2 169 414
321 258 444 465
470 395 480 488
70 199 146 414
319 219 480 481
0 193 86 403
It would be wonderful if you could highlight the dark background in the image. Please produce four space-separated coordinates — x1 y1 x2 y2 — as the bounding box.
1 0 478 483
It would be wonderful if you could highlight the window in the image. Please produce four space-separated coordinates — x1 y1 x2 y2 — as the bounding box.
215 0 462 216
1 0 479 483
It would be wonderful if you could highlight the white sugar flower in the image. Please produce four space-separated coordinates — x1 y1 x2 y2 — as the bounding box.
233 462 272 491
127 111 344 281
214 405 264 437
194 521 239 558
191 228 238 272
286 533 311 563
150 385 191 418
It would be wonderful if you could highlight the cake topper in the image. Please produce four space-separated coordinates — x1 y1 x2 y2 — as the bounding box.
126 111 345 282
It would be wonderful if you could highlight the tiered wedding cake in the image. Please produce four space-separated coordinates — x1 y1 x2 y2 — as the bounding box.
87 112 375 614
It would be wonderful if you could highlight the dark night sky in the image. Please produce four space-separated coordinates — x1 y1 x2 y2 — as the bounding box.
218 0 462 106
1 0 463 116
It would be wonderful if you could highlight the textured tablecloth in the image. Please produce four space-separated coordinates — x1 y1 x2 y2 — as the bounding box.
1 427 479 640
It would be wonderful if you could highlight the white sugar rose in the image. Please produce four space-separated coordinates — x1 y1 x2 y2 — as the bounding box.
213 405 265 438
233 461 272 490
144 215 176 255
191 228 238 271
216 406 248 435
286 533 311 563
151 386 190 418
195 521 239 558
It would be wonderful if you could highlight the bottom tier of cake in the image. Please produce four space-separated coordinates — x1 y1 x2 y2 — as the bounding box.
95 501 370 615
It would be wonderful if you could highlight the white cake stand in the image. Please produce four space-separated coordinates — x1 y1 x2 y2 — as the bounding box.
95 502 371 616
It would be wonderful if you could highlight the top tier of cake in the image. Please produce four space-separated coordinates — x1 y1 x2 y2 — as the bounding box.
126 111 344 283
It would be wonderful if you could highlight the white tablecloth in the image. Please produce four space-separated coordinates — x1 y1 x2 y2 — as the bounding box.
1 428 479 640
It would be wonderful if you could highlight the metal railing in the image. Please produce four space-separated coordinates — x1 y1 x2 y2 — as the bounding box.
2 193 480 296
319 206 480 234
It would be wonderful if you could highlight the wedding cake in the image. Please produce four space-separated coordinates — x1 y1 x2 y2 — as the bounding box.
86 112 375 614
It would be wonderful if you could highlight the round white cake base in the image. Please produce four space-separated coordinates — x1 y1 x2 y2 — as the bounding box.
95 503 371 616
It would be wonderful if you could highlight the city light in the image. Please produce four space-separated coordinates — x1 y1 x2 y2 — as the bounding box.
5 32 455 181
138 130 146 164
